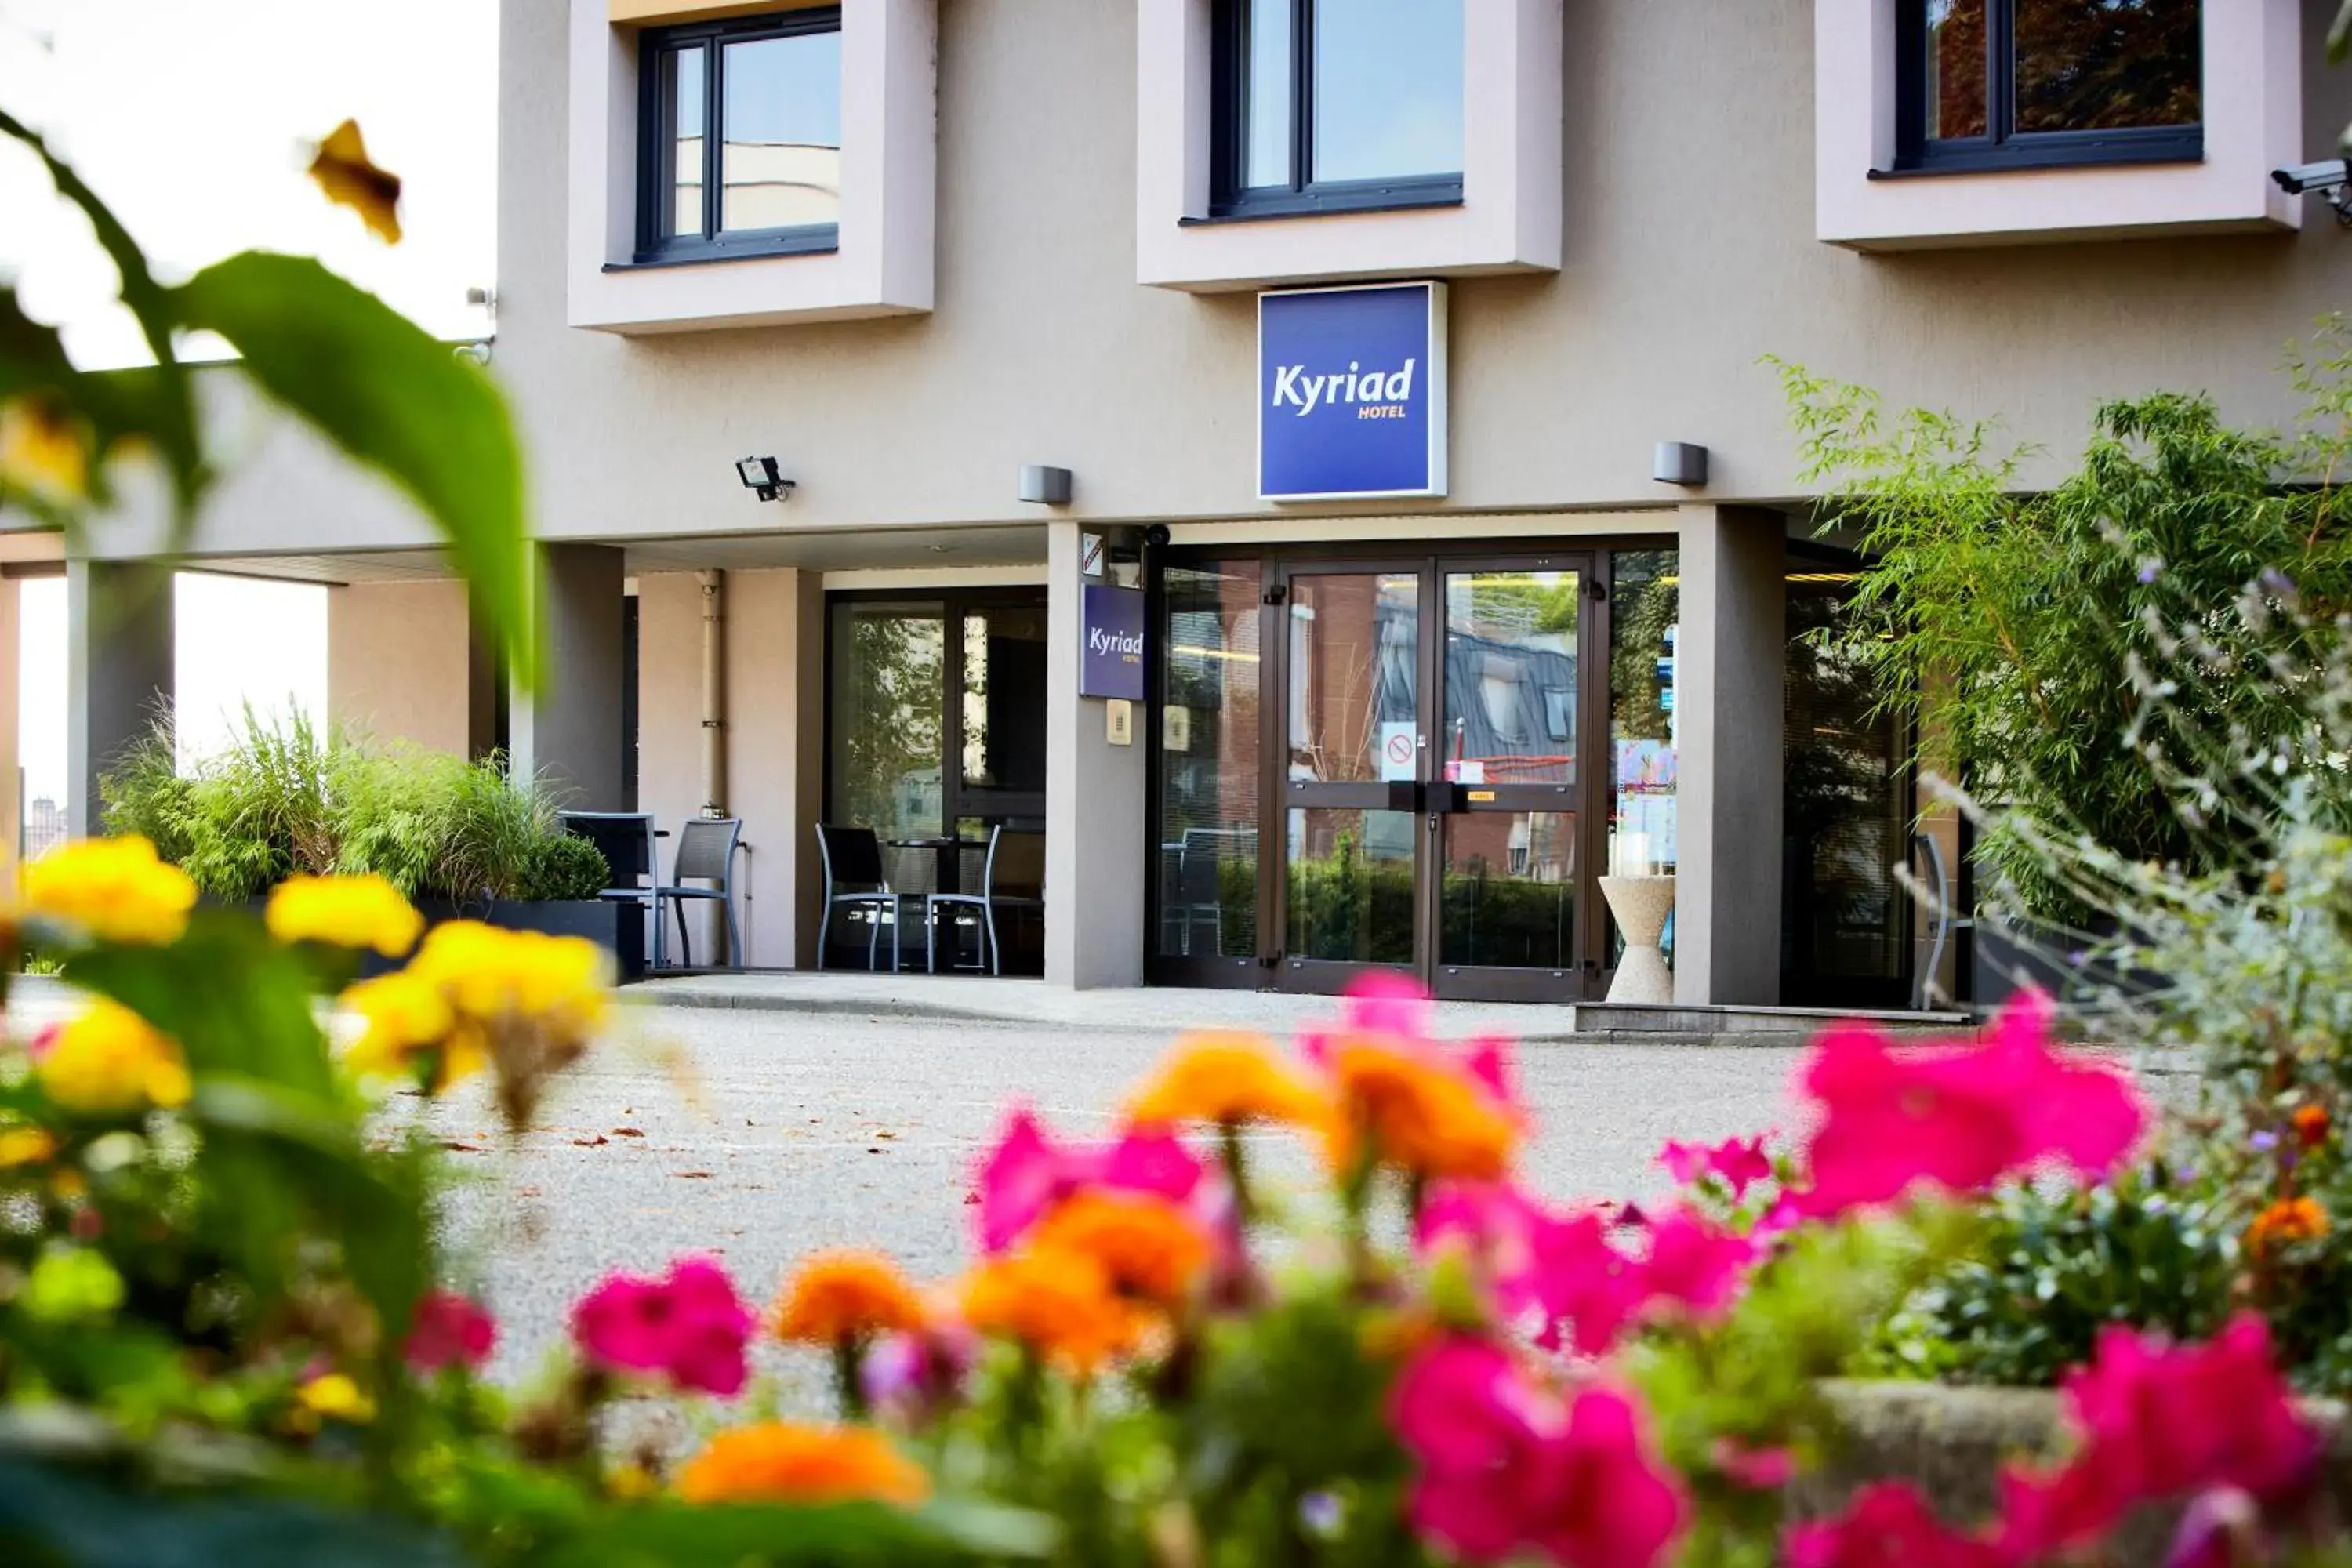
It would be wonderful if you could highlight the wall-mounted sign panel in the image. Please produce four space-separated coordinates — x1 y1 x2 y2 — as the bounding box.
1258 281 1448 502
1080 583 1146 701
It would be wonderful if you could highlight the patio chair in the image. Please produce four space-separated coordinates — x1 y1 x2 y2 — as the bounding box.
560 810 665 971
652 817 743 969
925 825 1045 976
816 823 908 972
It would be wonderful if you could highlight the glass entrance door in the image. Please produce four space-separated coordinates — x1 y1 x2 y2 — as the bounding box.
1431 561 1598 1002
1273 567 1425 993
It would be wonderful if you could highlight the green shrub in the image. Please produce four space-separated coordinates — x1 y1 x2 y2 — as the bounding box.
99 707 337 902
1860 1165 2238 1388
527 832 612 902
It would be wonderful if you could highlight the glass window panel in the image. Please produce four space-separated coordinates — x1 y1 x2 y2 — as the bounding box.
1608 550 1678 961
1440 811 1575 970
1923 0 1987 140
1287 573 1419 785
1443 570 1577 786
1286 807 1415 965
961 604 1048 795
1243 0 1294 188
669 45 706 238
827 601 945 850
721 29 843 233
2013 0 2199 134
1311 0 1463 183
1159 564 1262 960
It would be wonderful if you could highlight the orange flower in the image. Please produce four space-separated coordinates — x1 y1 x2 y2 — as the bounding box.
1324 1042 1517 1182
675 1421 928 1508
1127 1032 1328 1131
2293 1104 2332 1149
960 1248 1138 1371
1029 1191 1212 1308
774 1250 926 1346
2247 1196 2330 1257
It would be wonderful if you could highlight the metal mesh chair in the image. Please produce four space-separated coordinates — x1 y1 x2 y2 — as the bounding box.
816 824 906 972
652 817 743 969
560 811 665 971
925 826 1045 976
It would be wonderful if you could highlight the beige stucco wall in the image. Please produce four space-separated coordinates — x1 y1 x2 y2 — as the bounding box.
326 580 481 757
636 568 822 968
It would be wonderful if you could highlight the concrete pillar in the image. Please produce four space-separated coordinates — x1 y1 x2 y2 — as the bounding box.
510 543 626 810
725 568 826 967
1044 520 1146 989
1672 505 1785 1006
66 561 174 839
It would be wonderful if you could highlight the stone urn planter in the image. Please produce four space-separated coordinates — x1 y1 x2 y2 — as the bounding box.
1599 873 1675 1004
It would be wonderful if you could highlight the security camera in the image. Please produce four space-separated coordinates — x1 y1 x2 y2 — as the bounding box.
2273 158 2352 226
1142 524 1172 549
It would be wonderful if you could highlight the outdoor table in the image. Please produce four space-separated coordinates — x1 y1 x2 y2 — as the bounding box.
887 836 990 897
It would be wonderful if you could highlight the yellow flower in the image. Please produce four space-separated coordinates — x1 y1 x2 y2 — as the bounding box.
339 970 477 1090
676 1422 928 1508
38 1001 191 1116
0 1127 57 1167
267 873 423 958
307 119 403 244
408 920 609 1040
20 836 197 946
295 1372 376 1425
774 1250 927 1346
0 395 89 506
1127 1031 1329 1131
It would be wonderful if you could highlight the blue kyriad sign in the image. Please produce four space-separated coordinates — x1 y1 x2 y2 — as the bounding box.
1080 583 1145 701
1258 281 1449 502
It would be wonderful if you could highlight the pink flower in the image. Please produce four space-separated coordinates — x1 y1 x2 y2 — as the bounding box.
1418 1183 1642 1356
1997 1314 2318 1562
568 1256 755 1397
1635 1207 1756 1321
1391 1335 1684 1568
1657 1134 1775 1200
861 1320 976 1425
1711 1437 1796 1490
971 1107 1208 1254
405 1288 495 1373
1784 1483 2004 1568
1795 989 2143 1218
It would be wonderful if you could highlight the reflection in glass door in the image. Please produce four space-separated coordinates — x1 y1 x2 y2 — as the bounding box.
1432 564 1593 1002
1278 569 1422 986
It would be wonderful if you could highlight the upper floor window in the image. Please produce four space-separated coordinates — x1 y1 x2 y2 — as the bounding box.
1894 0 2201 173
637 8 843 263
1210 0 1465 220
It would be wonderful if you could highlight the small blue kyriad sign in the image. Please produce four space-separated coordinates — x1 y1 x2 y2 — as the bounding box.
1080 583 1146 701
1258 281 1448 503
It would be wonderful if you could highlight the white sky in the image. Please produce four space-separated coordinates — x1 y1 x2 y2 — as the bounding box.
1 0 496 807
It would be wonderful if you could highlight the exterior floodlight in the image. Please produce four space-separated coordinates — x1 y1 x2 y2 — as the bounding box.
736 455 793 502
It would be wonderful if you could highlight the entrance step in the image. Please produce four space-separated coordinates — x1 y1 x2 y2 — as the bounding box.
1566 1001 1973 1044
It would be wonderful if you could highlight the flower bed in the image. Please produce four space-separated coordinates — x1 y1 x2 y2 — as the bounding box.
3 834 2347 1566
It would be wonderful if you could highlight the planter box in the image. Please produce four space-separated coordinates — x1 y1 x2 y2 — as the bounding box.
1800 1381 2350 1557
362 898 646 985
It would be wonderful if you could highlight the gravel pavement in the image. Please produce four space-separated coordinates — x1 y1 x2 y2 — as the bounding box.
418 1005 1809 1402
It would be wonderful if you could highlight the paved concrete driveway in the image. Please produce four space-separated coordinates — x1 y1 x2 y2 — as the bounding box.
421 1003 1809 1391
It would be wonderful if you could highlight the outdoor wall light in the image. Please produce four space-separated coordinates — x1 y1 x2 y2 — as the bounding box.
1653 441 1709 487
735 456 794 503
1018 464 1073 506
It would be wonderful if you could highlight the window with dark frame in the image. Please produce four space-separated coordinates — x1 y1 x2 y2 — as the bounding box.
1892 0 2201 174
636 7 843 264
1208 0 1465 220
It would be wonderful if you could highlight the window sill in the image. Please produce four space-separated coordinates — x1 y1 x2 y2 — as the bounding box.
1183 189 1465 227
610 228 841 270
1871 135 2205 180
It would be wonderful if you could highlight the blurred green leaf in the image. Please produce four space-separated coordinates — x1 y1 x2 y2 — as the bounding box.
172 253 535 688
534 1497 1056 1566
